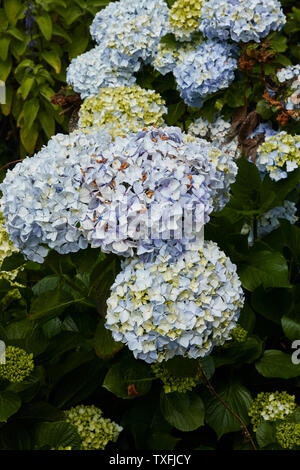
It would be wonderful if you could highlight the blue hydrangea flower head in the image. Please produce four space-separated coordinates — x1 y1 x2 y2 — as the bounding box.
173 40 238 107
0 129 111 263
90 0 170 64
66 45 138 99
80 126 237 256
199 0 286 43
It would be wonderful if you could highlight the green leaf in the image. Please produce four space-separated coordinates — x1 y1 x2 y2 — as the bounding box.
213 336 263 368
41 50 61 74
36 14 53 41
1 252 25 271
0 55 12 81
19 76 35 100
255 350 300 379
0 391 21 422
160 391 205 432
68 24 89 59
165 101 186 125
251 287 292 325
256 422 277 449
20 123 39 154
0 37 11 61
103 358 152 399
282 310 300 342
94 318 123 359
256 100 273 119
39 109 55 138
3 0 23 26
7 26 25 41
23 98 39 130
164 357 199 378
34 421 81 450
147 432 180 450
29 288 76 321
238 248 289 291
205 381 252 438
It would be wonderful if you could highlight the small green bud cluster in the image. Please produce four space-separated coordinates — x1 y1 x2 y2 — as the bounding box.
151 363 200 393
64 405 123 450
0 346 34 383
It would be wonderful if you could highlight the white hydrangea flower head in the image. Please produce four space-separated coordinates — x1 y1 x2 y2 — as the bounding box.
0 211 21 282
106 239 244 363
199 0 286 43
276 65 300 121
169 0 204 40
80 126 237 256
173 40 238 107
90 0 170 64
66 45 138 99
78 86 167 138
256 131 300 181
0 129 112 263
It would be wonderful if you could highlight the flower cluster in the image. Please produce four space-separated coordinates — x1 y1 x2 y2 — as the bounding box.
248 391 296 431
0 129 111 263
90 0 169 64
151 363 200 393
0 346 34 383
173 40 238 108
199 0 286 43
188 115 238 162
276 65 300 121
256 131 300 181
64 405 123 450
66 46 138 99
276 422 300 450
106 240 244 363
169 0 204 40
152 41 195 76
80 125 238 256
78 86 167 137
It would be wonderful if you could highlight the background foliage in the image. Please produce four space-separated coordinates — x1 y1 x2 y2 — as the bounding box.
0 0 299 451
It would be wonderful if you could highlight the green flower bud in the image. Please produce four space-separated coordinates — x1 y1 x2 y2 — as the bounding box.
230 324 248 343
64 405 123 450
0 346 34 383
0 212 21 283
151 363 200 393
249 391 296 431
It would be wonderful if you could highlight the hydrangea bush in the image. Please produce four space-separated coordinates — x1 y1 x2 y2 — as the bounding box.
0 0 299 453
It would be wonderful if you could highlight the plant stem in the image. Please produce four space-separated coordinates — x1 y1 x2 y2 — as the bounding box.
200 368 257 451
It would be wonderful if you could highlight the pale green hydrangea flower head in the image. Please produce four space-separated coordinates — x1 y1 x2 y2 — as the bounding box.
248 391 296 431
276 422 300 449
0 346 34 383
169 0 204 40
78 85 167 138
151 362 200 393
64 405 123 450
